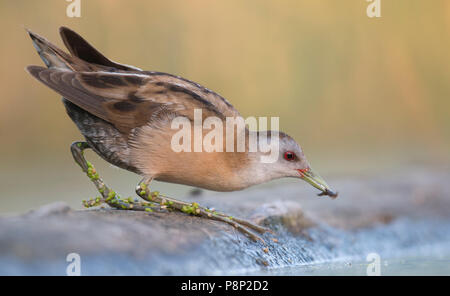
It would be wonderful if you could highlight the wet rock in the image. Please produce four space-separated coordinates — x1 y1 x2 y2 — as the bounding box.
25 201 71 218
0 166 449 275
250 201 316 235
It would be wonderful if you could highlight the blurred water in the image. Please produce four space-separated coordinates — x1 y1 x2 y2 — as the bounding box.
251 257 450 276
202 218 450 276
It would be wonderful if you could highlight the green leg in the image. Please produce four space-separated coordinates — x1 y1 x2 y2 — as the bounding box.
135 179 272 243
70 141 159 212
71 141 272 243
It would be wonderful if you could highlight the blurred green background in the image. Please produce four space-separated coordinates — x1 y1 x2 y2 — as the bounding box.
0 0 449 213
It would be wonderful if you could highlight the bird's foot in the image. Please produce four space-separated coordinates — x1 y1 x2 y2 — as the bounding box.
70 141 273 243
71 141 159 212
135 182 273 243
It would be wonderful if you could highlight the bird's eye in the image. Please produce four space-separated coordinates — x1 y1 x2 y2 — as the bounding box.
284 151 296 161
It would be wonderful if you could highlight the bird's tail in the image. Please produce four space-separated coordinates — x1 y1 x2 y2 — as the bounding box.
27 27 141 72
26 28 78 70
58 26 141 71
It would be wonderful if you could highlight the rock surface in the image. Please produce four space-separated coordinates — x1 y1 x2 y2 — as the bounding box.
1 166 450 275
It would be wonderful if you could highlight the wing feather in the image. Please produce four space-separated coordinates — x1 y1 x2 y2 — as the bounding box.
26 66 235 134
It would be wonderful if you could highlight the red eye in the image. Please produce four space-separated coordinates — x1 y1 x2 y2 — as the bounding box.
284 151 296 161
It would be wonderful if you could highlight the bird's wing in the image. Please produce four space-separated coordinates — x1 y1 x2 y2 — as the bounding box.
26 66 238 134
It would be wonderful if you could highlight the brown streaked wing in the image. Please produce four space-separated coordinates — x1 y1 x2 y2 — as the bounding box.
140 72 241 118
26 66 233 135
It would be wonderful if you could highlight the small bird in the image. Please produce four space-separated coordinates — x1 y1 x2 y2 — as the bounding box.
26 27 337 241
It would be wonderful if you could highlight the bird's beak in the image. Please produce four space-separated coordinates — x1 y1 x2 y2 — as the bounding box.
297 168 338 199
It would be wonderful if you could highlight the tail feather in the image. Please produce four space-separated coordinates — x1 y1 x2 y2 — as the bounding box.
27 27 141 72
59 26 141 71
26 29 76 70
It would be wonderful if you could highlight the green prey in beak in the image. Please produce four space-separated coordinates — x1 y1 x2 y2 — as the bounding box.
297 168 338 199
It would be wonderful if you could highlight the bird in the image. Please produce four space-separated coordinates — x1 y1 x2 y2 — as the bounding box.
26 27 337 242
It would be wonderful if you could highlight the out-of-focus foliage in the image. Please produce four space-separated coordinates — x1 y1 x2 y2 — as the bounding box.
0 0 449 211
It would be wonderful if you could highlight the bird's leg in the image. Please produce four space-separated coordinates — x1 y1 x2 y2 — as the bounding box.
70 141 272 242
70 141 160 212
135 179 272 242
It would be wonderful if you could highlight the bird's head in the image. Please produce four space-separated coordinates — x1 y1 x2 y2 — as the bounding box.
253 131 338 198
